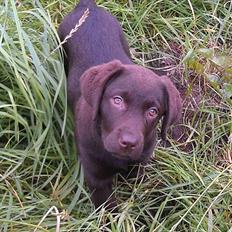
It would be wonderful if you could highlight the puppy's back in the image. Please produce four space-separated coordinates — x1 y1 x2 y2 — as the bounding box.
58 0 131 72
58 0 132 108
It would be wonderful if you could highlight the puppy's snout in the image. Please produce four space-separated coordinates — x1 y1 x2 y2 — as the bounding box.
119 132 138 151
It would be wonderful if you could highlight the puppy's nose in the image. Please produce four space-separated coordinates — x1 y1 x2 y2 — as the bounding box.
119 133 138 151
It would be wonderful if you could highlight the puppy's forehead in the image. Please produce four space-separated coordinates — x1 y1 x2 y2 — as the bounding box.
106 65 164 94
124 65 158 79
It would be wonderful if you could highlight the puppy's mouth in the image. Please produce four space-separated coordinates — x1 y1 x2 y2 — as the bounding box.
111 153 131 160
111 151 141 161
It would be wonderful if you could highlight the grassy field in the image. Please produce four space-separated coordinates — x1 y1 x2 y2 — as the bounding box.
0 0 232 231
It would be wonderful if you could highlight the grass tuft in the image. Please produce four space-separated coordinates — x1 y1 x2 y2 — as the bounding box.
0 0 231 231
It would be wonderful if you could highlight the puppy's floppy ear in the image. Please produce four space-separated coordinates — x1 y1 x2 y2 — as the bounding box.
160 76 182 140
80 60 124 119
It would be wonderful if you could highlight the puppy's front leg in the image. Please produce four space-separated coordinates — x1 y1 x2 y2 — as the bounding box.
86 175 117 211
80 154 117 211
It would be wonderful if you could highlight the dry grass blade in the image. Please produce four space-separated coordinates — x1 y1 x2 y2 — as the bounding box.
52 8 90 54
34 206 64 232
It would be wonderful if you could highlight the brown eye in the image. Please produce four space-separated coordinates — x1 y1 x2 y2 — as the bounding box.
148 107 158 117
113 96 123 105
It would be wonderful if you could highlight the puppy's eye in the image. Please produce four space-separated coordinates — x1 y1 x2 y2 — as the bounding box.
147 107 158 117
113 96 123 105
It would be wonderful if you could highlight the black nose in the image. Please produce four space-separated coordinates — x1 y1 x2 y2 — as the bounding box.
119 132 138 151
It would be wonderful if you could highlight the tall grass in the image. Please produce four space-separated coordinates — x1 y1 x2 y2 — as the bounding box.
0 0 231 231
0 0 85 231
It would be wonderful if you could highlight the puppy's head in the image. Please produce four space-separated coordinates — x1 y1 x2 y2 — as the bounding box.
80 60 182 160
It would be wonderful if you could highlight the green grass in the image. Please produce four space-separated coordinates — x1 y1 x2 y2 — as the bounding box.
0 0 232 231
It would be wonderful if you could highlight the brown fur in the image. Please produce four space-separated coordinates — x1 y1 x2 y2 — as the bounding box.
58 0 182 210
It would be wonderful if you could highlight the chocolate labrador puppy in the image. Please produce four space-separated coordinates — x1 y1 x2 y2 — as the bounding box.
58 0 182 210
